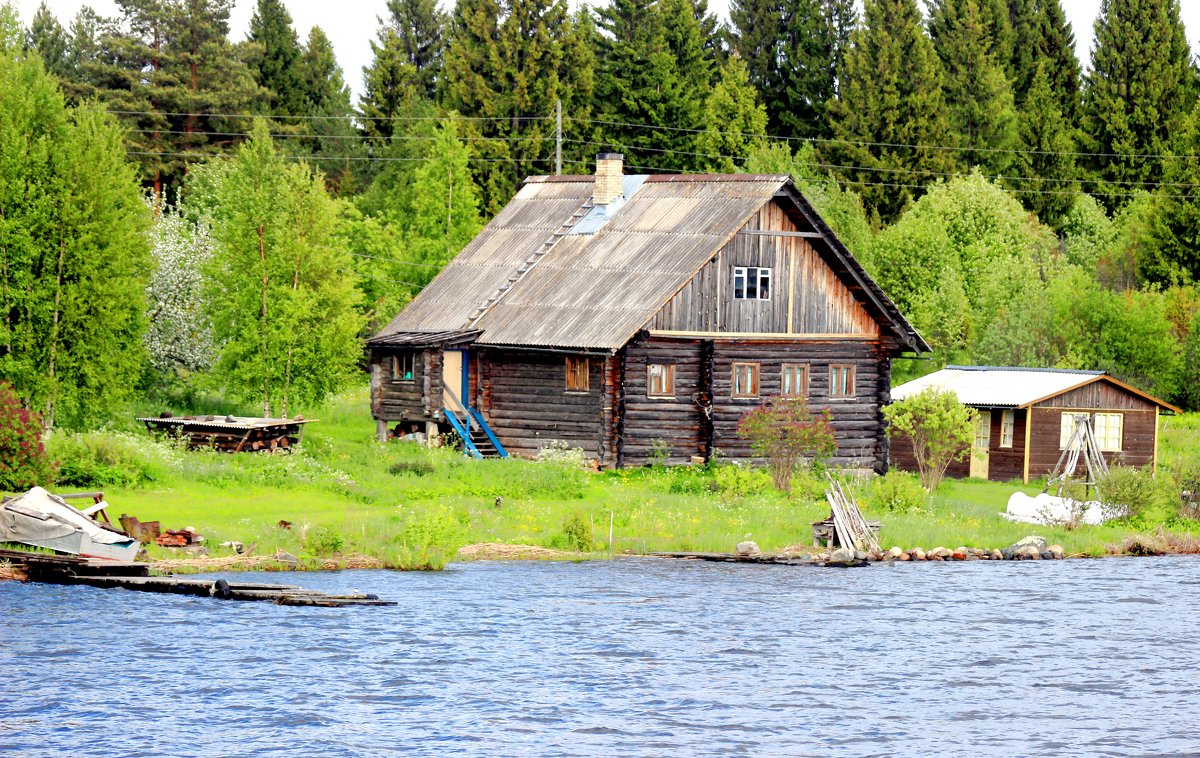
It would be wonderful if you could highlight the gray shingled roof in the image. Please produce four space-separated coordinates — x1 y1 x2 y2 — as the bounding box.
372 173 925 351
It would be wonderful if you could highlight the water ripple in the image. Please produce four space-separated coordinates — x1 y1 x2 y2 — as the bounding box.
3 556 1200 755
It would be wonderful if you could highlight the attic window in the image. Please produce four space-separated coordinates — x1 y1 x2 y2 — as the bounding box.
566 356 590 393
734 267 771 300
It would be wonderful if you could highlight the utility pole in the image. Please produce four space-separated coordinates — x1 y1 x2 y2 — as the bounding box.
555 98 563 176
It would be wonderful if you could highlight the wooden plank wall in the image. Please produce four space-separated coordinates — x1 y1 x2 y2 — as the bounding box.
889 408 1027 482
1035 380 1157 411
648 201 879 336
621 338 705 466
1027 407 1157 475
371 348 431 427
478 349 605 459
707 340 888 470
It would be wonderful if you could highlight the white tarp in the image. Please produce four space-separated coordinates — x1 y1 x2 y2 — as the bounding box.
1004 491 1106 526
0 487 139 560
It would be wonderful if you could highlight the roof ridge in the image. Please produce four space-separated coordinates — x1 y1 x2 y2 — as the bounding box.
945 365 1105 375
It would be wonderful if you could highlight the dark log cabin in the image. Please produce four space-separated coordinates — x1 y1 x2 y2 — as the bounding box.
889 366 1181 483
368 154 929 469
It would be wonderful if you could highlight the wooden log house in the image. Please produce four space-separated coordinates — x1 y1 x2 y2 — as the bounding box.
889 366 1181 483
368 154 929 468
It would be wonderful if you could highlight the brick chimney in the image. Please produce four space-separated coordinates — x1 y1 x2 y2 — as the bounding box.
593 153 624 205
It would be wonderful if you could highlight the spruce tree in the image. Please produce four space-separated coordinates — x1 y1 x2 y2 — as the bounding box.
247 0 305 117
1145 103 1200 284
25 3 70 80
1006 0 1080 114
930 0 1019 175
1014 62 1076 228
826 0 956 222
731 0 841 139
1081 0 1197 209
360 25 422 142
297 27 363 194
386 0 446 101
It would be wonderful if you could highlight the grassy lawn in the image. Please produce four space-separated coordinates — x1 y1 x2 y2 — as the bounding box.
34 384 1199 569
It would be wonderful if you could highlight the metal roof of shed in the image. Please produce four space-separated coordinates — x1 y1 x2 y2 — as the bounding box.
891 365 1178 411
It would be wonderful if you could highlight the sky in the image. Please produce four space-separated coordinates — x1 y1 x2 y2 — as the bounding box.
15 0 1200 105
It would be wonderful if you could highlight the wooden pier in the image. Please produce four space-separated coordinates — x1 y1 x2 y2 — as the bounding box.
0 549 395 607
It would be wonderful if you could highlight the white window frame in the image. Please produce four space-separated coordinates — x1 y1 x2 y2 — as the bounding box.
647 364 675 398
733 266 772 300
732 362 760 398
1094 412 1124 452
1059 412 1091 449
1000 410 1015 448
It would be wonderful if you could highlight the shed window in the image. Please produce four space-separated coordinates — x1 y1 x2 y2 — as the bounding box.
733 267 771 300
1059 412 1091 449
647 364 675 398
565 356 590 392
829 364 856 398
1094 413 1124 452
392 353 415 382
1000 410 1015 448
781 364 808 397
732 362 759 398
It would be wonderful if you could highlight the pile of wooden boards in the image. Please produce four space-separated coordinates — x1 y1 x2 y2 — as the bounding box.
823 474 882 554
136 416 314 453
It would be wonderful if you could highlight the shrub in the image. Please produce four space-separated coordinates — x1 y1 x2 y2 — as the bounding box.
389 459 435 476
304 525 345 556
737 397 836 493
711 463 771 497
867 470 928 513
1099 465 1170 522
883 387 975 493
47 431 169 488
560 511 594 552
536 440 589 468
0 383 55 490
648 439 671 467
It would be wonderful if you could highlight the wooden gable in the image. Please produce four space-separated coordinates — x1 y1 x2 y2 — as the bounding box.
647 199 880 338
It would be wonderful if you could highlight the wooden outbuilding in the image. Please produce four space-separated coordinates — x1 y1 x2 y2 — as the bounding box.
889 366 1180 483
368 154 928 468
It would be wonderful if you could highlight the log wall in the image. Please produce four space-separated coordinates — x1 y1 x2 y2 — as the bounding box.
370 348 440 428
621 338 706 466
706 339 889 469
478 349 605 459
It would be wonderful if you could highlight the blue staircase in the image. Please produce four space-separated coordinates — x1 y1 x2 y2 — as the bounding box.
443 405 507 459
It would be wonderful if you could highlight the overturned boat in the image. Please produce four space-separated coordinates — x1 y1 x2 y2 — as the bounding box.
0 487 139 561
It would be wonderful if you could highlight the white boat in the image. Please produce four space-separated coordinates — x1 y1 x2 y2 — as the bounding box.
0 486 140 561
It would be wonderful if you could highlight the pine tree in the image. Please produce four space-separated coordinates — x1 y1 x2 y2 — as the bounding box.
192 121 362 416
1006 0 1080 114
386 0 446 101
930 0 1019 175
247 0 305 117
697 54 766 172
1081 0 1197 209
25 3 70 80
826 0 956 222
0 40 151 428
1014 62 1075 228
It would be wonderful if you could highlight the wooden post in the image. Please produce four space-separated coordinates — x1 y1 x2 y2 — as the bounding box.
425 420 438 447
1022 407 1034 484
376 418 387 442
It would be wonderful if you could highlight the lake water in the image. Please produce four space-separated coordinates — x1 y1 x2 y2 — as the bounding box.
2 556 1199 756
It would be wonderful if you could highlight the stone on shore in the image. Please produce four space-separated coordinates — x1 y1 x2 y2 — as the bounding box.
829 547 855 563
1048 544 1065 559
887 546 905 559
991 549 1004 560
910 547 926 561
1003 535 1048 560
736 540 761 557
929 547 953 560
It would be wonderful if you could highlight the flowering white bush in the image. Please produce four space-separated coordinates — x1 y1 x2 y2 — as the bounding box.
144 199 216 379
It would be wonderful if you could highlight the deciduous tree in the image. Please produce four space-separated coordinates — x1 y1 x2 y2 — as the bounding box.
883 388 976 493
737 397 836 493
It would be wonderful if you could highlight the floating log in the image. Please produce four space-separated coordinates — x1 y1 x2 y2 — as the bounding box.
0 548 395 608
650 551 868 567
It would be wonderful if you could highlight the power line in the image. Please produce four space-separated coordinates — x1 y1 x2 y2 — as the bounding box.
348 252 443 268
567 115 1200 162
127 150 551 163
127 128 555 143
108 109 553 123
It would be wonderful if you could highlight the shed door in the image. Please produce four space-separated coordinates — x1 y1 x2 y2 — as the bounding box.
970 411 991 479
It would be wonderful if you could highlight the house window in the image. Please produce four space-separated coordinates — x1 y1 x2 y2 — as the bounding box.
829 364 855 398
733 267 771 300
565 356 590 392
1094 412 1124 452
647 364 675 398
732 362 759 398
1059 412 1091 449
781 364 808 397
392 353 415 382
1000 410 1015 448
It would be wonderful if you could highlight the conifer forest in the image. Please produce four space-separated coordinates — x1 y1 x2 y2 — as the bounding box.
4 0 1200 427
